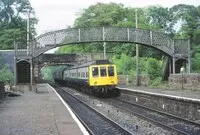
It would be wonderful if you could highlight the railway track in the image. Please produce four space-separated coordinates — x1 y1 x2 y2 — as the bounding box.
104 98 200 135
53 86 132 135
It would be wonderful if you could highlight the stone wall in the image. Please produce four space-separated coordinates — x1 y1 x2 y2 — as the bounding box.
120 89 200 121
137 75 150 86
118 75 129 85
118 75 150 86
168 74 200 90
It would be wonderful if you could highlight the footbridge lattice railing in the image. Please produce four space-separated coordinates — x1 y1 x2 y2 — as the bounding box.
15 27 190 59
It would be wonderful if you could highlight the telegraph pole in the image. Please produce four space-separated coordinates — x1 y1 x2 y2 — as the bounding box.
27 10 30 55
103 42 106 59
102 27 106 60
135 9 139 86
27 10 33 90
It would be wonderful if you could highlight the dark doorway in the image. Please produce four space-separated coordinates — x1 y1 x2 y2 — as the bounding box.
17 60 30 84
175 59 187 73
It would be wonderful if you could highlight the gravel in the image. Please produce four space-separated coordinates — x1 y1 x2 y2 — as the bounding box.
63 87 175 135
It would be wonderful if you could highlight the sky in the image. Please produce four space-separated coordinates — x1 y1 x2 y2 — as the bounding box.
29 0 200 35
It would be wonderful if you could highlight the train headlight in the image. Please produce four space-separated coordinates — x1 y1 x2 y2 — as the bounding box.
94 81 97 85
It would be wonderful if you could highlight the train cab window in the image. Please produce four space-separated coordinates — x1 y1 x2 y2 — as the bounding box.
92 67 99 77
108 66 114 76
100 67 107 77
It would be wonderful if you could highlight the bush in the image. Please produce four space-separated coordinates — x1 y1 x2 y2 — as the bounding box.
41 67 54 81
146 58 162 80
0 68 13 84
112 54 163 85
150 77 162 86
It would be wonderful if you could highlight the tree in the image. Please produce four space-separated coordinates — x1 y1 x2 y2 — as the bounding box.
191 45 200 72
169 4 200 73
146 6 176 36
171 4 200 45
0 0 32 26
0 0 36 49
0 29 26 49
59 3 161 58
58 3 200 78
74 2 126 27
0 53 13 84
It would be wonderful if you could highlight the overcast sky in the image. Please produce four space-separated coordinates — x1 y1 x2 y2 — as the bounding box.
29 0 200 35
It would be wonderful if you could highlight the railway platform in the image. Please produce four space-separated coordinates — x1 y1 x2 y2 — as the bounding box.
0 84 88 135
118 85 200 100
117 85 200 121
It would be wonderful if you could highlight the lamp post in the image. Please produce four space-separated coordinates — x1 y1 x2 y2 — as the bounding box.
180 66 185 90
27 10 33 91
135 9 139 86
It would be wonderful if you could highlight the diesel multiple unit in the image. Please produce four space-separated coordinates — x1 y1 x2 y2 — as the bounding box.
54 60 120 97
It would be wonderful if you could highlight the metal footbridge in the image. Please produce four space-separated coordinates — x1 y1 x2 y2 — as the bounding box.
14 26 190 85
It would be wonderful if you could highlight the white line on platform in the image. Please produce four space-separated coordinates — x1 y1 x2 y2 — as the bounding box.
48 84 89 135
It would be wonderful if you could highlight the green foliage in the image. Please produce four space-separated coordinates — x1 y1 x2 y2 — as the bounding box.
0 0 32 25
0 28 26 49
75 3 126 27
112 53 134 75
59 3 160 59
146 58 162 80
56 2 200 82
147 6 175 35
191 45 200 72
0 68 13 84
41 66 54 81
150 77 162 86
171 4 200 44
112 54 163 82
0 0 36 49
56 43 104 54
0 54 13 84
41 66 67 81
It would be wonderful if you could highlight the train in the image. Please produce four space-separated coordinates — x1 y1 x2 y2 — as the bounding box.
53 60 120 97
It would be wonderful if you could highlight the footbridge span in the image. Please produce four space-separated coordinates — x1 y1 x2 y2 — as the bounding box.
14 26 190 86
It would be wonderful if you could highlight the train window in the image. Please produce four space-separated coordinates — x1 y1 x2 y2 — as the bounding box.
78 72 80 77
108 66 114 76
81 72 85 78
86 72 88 78
83 72 85 78
92 67 99 77
100 67 107 77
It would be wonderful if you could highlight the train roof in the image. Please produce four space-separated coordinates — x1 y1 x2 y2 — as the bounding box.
53 66 69 74
68 60 112 69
